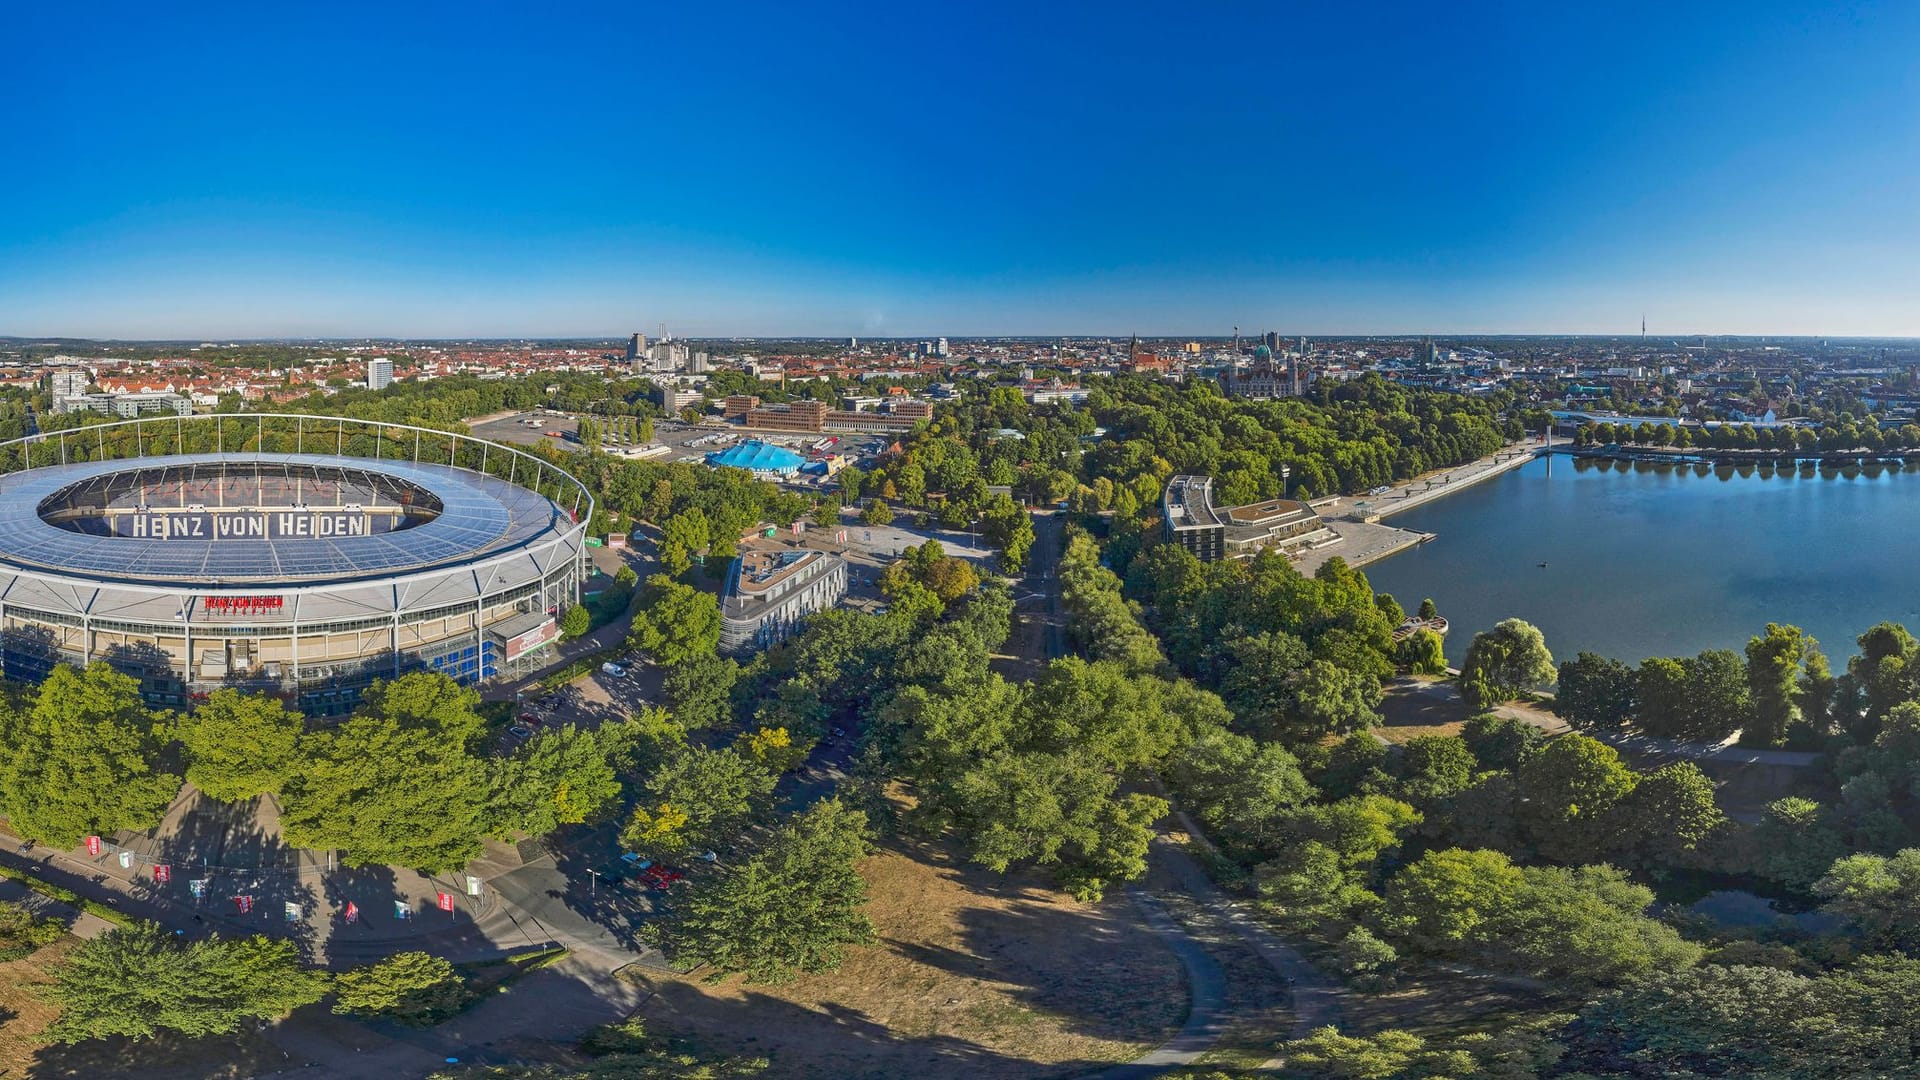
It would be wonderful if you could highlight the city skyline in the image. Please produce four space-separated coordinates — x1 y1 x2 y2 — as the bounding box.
5 2 1919 338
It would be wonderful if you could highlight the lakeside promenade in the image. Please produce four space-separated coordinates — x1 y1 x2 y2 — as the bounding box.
1292 440 1544 573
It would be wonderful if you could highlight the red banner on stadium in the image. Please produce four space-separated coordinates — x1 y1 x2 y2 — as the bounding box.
437 891 454 912
343 901 360 924
235 895 254 914
152 864 171 883
84 836 101 857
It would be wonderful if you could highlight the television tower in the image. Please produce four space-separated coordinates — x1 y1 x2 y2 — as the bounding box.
1641 314 1646 339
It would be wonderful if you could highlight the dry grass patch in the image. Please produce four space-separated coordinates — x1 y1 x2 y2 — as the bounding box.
630 839 1186 1080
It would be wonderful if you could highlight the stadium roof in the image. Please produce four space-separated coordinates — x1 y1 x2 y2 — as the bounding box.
707 440 805 474
0 453 566 586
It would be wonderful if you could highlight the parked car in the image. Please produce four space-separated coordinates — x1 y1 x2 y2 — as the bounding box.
601 661 627 678
638 864 685 889
507 724 533 739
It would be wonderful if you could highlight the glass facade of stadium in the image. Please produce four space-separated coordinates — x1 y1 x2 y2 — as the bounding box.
0 415 592 714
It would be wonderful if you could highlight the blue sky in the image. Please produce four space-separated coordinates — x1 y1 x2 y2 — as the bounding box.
3 2 1917 338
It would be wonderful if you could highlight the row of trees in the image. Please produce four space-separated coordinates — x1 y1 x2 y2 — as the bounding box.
0 666 639 871
45 923 513 1043
1574 417 1920 454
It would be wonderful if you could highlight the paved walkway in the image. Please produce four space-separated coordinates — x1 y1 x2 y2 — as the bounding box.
1337 440 1544 522
1084 891 1227 1079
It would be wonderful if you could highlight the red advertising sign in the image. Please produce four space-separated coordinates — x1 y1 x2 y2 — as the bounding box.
152 864 171 884
203 596 284 615
84 836 101 857
437 891 454 913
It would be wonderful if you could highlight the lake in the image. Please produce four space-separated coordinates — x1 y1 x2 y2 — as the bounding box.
1361 455 1920 666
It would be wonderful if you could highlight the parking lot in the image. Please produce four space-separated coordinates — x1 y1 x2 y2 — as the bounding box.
465 411 893 472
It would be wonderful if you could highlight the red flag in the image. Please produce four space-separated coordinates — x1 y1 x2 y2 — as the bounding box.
84 836 101 857
343 901 359 924
235 895 253 914
437 891 454 912
152 864 171 884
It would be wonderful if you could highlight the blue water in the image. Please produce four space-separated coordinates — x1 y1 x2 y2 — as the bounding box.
1362 456 1920 666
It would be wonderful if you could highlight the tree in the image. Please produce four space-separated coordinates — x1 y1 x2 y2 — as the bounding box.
559 603 592 640
1814 848 1920 954
1610 762 1724 865
47 924 327 1043
659 507 711 577
1458 619 1554 710
1554 652 1636 730
860 499 894 526
486 722 631 838
628 574 722 665
1394 735 1477 805
940 749 1167 901
172 689 303 802
662 653 740 730
1634 656 1693 738
620 743 777 858
1461 714 1542 770
1165 728 1313 859
1282 657 1390 737
279 672 492 870
1383 848 1526 950
1396 628 1447 675
1746 623 1812 747
0 900 65 961
331 951 470 1025
1383 850 1700 988
652 798 877 983
0 664 180 847
1515 734 1638 863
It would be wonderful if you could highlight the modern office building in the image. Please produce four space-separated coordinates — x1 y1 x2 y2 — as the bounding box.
0 414 589 714
718 547 848 654
54 391 193 417
366 357 394 390
1163 474 1333 562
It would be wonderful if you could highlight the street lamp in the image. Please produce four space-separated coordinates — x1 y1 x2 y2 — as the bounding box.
585 868 599 898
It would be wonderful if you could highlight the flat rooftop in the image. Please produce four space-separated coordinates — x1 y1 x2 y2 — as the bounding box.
1224 498 1317 527
1164 475 1222 529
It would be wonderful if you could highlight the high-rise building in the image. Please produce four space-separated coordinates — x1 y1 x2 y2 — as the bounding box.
848 336 858 349
1264 331 1280 355
935 337 950 358
366 357 393 391
626 333 647 369
49 368 89 401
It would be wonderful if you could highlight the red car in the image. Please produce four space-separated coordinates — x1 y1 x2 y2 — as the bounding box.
638 864 685 889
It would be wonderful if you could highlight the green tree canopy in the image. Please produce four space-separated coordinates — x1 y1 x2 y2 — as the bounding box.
1458 618 1555 710
332 951 470 1025
0 664 180 847
486 722 633 838
629 574 722 666
279 672 491 870
652 798 877 983
47 924 327 1043
173 688 304 802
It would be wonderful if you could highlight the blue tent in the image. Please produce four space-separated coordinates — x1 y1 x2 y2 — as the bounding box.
707 440 806 476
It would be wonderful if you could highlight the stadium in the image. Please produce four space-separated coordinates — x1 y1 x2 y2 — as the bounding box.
0 414 592 714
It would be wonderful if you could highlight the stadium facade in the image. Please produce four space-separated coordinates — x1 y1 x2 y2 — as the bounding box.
0 414 591 714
